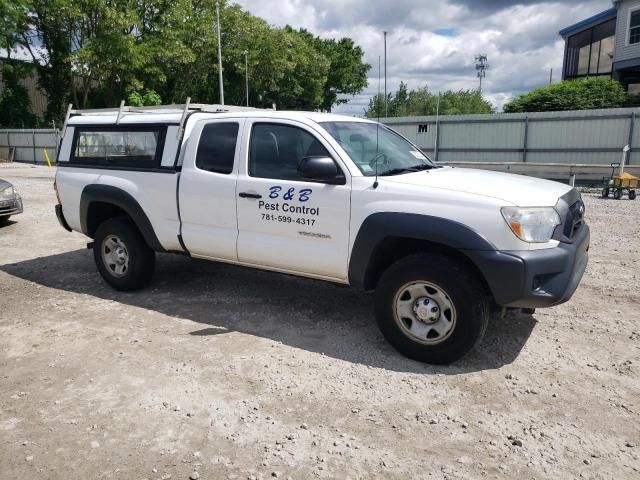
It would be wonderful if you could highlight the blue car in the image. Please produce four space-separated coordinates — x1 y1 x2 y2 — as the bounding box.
0 178 23 224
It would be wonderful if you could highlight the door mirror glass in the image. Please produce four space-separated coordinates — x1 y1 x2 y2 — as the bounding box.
298 156 344 184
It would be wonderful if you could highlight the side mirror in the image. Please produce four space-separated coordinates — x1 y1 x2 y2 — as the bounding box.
298 156 345 185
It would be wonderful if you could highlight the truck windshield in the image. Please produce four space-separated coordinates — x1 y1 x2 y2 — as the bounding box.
320 121 435 176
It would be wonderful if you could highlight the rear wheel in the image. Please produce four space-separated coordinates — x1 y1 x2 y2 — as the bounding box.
0 215 10 224
630 190 637 200
93 217 155 291
374 253 489 364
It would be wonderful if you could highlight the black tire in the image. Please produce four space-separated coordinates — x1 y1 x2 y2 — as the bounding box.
601 187 609 198
0 215 10 224
93 216 155 291
375 253 489 364
630 190 637 201
613 189 622 200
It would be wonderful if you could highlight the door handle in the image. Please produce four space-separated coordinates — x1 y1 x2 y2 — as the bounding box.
239 192 262 199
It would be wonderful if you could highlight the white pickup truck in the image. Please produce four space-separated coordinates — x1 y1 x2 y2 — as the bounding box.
54 103 589 364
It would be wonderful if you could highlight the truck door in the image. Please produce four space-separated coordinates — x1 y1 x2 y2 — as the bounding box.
178 119 243 260
236 120 351 281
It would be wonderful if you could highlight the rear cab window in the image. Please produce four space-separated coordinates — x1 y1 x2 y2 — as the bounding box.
195 123 240 174
70 126 167 168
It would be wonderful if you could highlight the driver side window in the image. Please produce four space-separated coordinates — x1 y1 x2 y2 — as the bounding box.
249 123 332 181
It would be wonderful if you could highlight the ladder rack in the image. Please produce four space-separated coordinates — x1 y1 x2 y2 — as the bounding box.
61 97 266 138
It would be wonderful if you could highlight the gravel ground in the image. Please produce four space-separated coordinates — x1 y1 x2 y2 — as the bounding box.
0 163 639 480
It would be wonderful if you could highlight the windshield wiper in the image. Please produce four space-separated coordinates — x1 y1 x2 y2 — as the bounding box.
379 164 433 176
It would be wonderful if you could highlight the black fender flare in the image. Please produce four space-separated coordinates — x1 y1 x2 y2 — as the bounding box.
80 184 165 252
348 212 497 290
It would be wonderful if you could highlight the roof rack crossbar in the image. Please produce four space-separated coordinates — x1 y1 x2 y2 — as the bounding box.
115 100 126 125
68 102 260 117
178 97 191 139
61 103 73 138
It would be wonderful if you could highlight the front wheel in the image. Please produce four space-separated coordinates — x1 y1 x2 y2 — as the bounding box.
0 215 10 224
630 190 636 200
613 188 622 200
375 254 489 364
601 187 609 198
93 216 156 291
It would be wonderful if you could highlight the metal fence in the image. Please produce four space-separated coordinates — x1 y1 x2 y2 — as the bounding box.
0 129 60 164
381 107 640 167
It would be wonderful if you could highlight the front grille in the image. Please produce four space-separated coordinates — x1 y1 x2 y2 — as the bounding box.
562 200 585 240
553 189 586 243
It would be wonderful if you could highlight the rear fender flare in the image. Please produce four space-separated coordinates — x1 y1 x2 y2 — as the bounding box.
79 184 164 252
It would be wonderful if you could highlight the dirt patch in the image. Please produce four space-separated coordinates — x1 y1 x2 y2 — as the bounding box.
1 164 639 479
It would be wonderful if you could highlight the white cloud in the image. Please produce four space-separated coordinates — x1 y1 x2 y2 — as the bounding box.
234 0 613 113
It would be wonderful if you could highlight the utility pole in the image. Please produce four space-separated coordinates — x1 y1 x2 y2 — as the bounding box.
384 31 388 117
549 67 553 85
244 49 249 107
216 2 224 105
475 54 489 94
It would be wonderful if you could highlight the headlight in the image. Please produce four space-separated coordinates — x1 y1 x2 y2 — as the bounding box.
501 207 560 243
0 186 14 198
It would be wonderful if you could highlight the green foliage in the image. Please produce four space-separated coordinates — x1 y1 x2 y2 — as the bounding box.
26 0 74 123
504 78 627 113
365 82 494 118
0 61 38 127
0 0 29 50
287 28 369 111
127 89 162 107
3 0 369 124
142 90 162 106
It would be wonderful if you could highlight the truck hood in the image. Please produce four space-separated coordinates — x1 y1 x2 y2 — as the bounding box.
382 167 572 206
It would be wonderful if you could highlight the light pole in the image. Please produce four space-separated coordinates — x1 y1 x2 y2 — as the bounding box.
244 49 249 107
216 2 224 105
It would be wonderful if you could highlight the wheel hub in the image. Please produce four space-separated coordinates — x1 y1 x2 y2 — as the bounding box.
393 281 457 346
114 247 127 264
413 297 440 324
102 235 129 278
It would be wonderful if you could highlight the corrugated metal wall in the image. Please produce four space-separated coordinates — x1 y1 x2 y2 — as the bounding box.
0 129 59 163
382 108 640 167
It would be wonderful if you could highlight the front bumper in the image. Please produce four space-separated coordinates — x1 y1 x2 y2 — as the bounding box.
466 225 590 308
0 194 23 217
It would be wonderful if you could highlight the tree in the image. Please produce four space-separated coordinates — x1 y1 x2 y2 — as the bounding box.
0 0 37 127
0 0 29 51
4 0 369 122
0 60 38 127
365 84 493 118
503 78 627 113
288 28 369 111
22 0 75 123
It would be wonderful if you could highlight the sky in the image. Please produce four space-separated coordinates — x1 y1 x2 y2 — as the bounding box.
235 0 614 114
